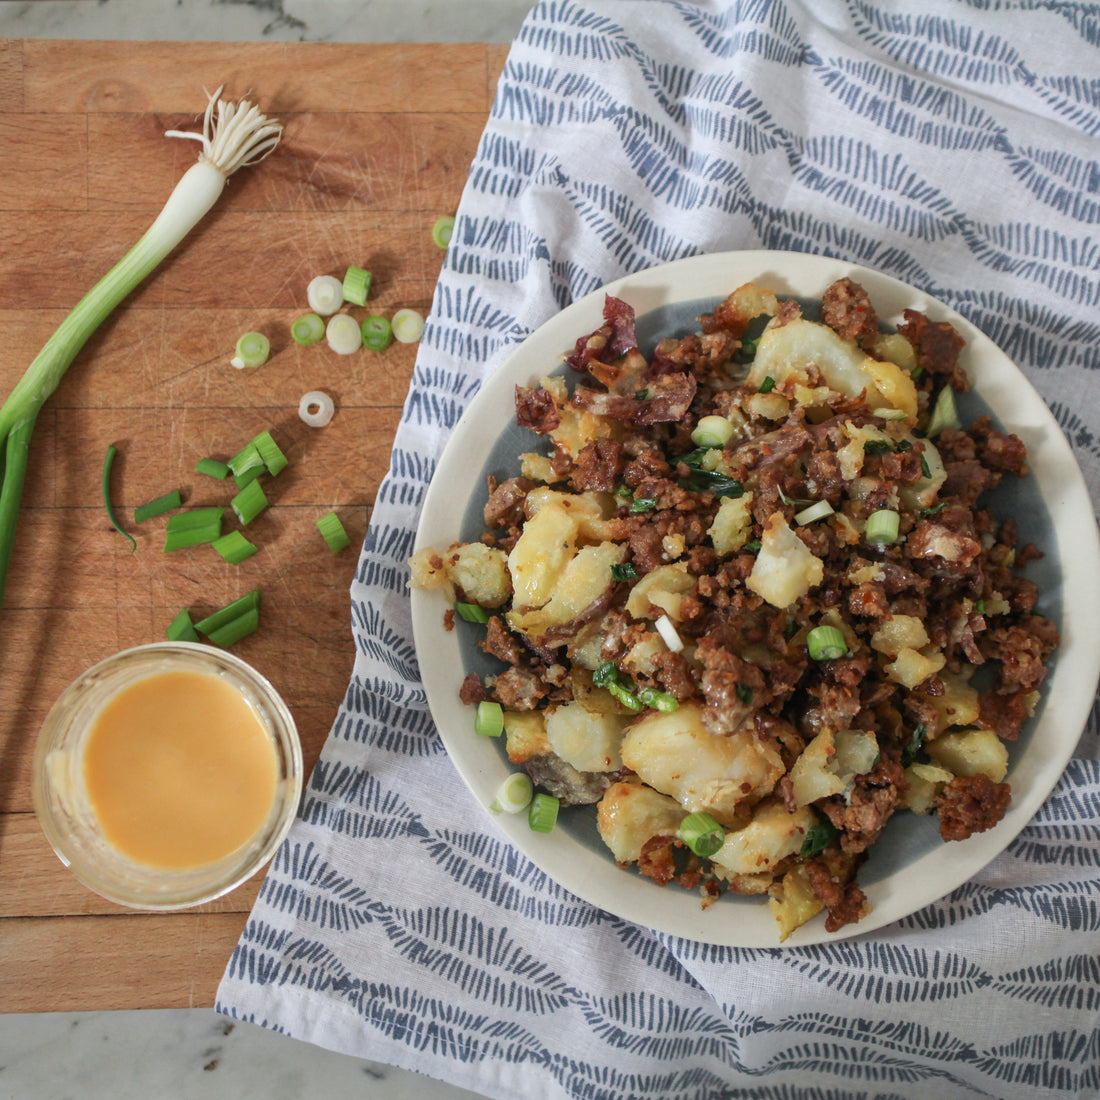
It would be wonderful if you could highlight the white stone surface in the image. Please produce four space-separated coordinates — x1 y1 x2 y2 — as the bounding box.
0 2 528 1096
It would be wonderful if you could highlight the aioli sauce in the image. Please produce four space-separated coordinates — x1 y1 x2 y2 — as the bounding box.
82 668 278 869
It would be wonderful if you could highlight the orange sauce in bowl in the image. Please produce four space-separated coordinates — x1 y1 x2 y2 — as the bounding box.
82 668 279 869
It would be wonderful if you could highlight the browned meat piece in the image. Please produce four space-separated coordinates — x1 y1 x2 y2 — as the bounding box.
821 759 906 855
484 476 535 528
459 672 490 705
514 385 561 433
525 753 614 806
981 619 1059 693
978 689 1034 741
803 852 872 932
637 835 703 890
491 666 547 710
936 773 1011 841
970 416 1029 475
480 616 523 665
821 277 879 343
898 309 968 391
569 439 623 492
566 294 637 371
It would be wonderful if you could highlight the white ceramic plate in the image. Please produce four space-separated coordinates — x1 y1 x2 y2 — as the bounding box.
410 249 1100 947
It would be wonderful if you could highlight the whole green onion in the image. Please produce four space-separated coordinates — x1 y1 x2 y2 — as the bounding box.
0 87 282 616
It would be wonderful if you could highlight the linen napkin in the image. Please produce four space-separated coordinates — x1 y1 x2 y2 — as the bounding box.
216 3 1100 1097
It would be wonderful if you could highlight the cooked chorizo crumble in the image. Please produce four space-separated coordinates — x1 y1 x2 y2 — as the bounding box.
411 276 1058 941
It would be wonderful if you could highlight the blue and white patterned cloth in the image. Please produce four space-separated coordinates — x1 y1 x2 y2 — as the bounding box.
217 3 1100 1097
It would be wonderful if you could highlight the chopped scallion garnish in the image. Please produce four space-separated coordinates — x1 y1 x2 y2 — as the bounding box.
690 415 735 449
341 265 372 307
455 601 490 624
291 313 325 346
165 607 199 642
927 385 960 438
806 624 848 661
230 331 270 370
316 511 351 553
204 606 260 647
307 274 343 316
758 376 776 394
134 488 183 524
101 444 136 553
391 308 425 344
250 429 287 476
489 772 533 815
608 681 644 712
432 214 456 249
679 812 725 858
864 508 900 545
361 315 394 352
636 686 679 712
474 700 504 737
528 792 560 834
194 590 260 636
164 507 224 551
298 390 335 428
326 313 362 355
794 499 834 525
800 817 840 857
194 457 229 480
230 478 268 525
610 562 637 582
630 496 658 513
654 615 684 653
212 529 258 564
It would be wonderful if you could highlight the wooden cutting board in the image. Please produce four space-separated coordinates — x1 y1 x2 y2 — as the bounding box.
0 38 507 1013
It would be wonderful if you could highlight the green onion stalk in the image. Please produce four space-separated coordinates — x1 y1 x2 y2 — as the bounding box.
0 87 282 615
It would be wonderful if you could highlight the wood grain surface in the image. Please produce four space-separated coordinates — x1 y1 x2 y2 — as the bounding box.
0 38 507 1013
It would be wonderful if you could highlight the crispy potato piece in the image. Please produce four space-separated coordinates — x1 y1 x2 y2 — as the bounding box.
769 863 826 942
545 701 628 773
625 563 695 621
597 781 685 864
926 728 1009 782
746 513 824 610
712 799 816 878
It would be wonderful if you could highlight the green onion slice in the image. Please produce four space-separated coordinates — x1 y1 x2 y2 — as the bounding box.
231 331 270 370
455 601 490 624
341 265 372 307
194 457 229 480
165 607 199 642
758 376 777 394
212 529 258 564
134 488 182 524
432 214 456 249
475 700 504 737
101 444 136 553
528 792 560 834
611 562 637 582
230 478 268 526
291 313 325 346
690 415 735 449
592 661 619 688
927 385 960 438
630 496 658 513
204 606 260 647
679 812 725 858
608 681 644 712
807 624 848 661
326 313 362 355
636 686 679 713
489 772 533 815
793 499 834 526
250 429 287 476
800 817 840 857
164 507 224 551
361 315 394 352
194 590 261 636
316 511 351 553
307 274 343 316
864 508 900 545
391 308 425 344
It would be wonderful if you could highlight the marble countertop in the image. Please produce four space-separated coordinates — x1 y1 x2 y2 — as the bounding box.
0 5 529 1098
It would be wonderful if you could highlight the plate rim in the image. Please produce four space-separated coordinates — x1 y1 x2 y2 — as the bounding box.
410 248 1100 948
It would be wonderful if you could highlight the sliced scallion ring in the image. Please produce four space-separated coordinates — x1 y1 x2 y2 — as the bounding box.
230 478 268 526
165 608 200 643
864 508 900 545
391 308 425 344
432 214 456 249
489 772 532 815
455 601 490 624
291 313 325 346
230 331 270 370
306 274 344 316
212 529 259 564
134 488 183 524
927 385 961 438
316 511 351 553
194 456 229 480
872 407 908 421
654 614 684 653
474 700 504 737
679 812 725 858
298 390 334 428
690 415 735 449
361 315 393 352
326 313 362 355
794 499 835 525
341 265 372 307
807 624 848 661
528 792 560 834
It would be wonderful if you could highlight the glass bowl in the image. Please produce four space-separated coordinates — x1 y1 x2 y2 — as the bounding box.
32 641 302 910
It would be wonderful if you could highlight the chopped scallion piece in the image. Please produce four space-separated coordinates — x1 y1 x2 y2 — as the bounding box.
101 444 136 553
794 499 834 525
326 313 362 355
291 313 325 346
759 376 776 394
165 607 199 642
212 529 258 564
250 429 287 476
800 817 840 857
679 812 725 858
654 615 684 653
341 265 372 307
204 606 260 647
806 624 848 661
231 331 270 370
864 508 900 545
230 478 268 525
298 390 335 428
227 442 265 485
736 682 753 704
630 496 658 513
316 511 351 553
194 456 229 480
528 792 560 834
455 601 489 624
608 681 644 711
927 385 961 438
489 772 533 815
164 507 224 551
361 315 393 352
307 274 343 316
432 214 456 249
593 661 618 688
690 415 735 449
611 562 637 582
134 488 183 524
872 407 908 421
475 700 504 737
636 686 679 712
391 308 425 344
194 590 261 636
901 723 928 767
